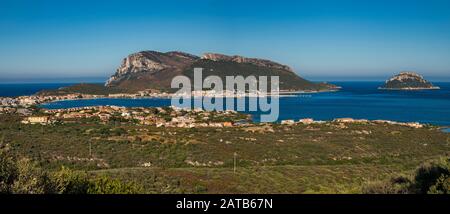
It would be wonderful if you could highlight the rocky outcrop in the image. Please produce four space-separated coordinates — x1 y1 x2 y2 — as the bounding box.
379 72 439 90
105 50 338 92
105 51 198 87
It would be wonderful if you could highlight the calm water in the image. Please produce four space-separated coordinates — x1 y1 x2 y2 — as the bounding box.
36 82 450 125
0 83 74 97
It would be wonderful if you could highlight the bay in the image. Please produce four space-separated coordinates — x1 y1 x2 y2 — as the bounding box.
36 82 450 126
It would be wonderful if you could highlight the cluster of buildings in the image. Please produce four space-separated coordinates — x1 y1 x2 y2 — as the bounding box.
0 93 104 108
22 116 50 125
1 96 39 107
1 91 172 120
108 90 172 98
20 105 244 128
281 118 326 125
0 106 32 115
3 91 426 129
189 90 269 98
0 90 173 109
371 119 424 128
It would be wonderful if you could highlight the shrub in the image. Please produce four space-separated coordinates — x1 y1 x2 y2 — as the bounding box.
1 152 54 194
11 158 54 194
193 184 208 193
413 158 450 194
0 152 143 194
0 151 17 193
87 176 143 194
52 167 144 194
52 166 91 194
363 157 450 194
111 128 127 136
362 176 412 194
428 175 450 194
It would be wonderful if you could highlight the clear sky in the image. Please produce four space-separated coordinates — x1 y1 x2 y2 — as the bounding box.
1 0 450 82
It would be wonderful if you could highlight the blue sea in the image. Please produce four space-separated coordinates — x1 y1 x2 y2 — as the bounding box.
2 82 450 125
0 83 75 97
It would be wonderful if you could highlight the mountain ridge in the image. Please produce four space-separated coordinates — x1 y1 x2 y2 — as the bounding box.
105 50 338 92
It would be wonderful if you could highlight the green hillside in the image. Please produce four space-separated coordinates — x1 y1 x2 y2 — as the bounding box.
1 113 448 193
182 60 333 91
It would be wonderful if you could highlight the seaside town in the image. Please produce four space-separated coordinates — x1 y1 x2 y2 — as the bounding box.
0 90 172 107
0 89 284 111
20 105 247 128
0 91 427 129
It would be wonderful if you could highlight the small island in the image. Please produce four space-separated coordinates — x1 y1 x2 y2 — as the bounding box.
379 72 440 90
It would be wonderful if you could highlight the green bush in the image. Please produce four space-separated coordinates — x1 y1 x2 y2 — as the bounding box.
0 152 143 194
11 158 54 194
53 167 143 194
87 176 143 194
363 157 450 194
1 152 55 194
413 158 450 194
428 175 450 194
52 166 90 194
0 151 17 193
362 176 412 194
111 128 127 136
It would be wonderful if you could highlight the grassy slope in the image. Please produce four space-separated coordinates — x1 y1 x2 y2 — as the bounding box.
1 114 448 193
90 164 405 193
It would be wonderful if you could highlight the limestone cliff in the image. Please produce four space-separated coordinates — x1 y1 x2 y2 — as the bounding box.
105 50 337 92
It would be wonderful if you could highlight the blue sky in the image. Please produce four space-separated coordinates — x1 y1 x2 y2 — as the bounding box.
1 0 450 82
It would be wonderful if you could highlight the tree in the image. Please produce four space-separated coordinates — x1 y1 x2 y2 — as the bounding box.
0 151 17 193
414 158 450 194
52 166 90 194
11 158 54 194
363 157 450 194
0 151 143 194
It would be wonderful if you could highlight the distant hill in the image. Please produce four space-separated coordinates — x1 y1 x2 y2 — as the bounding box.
379 72 440 90
36 83 126 96
105 51 339 92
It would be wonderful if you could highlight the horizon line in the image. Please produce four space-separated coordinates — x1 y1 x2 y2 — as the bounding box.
1 79 450 84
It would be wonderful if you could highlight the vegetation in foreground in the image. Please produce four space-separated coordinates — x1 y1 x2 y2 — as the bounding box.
363 157 449 194
0 112 449 193
0 150 142 194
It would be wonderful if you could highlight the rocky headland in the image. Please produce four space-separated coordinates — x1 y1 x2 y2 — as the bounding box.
105 51 339 92
379 72 440 90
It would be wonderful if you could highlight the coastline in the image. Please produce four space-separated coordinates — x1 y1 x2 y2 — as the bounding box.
23 102 446 130
38 88 340 104
441 126 450 133
3 84 450 127
36 101 449 129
